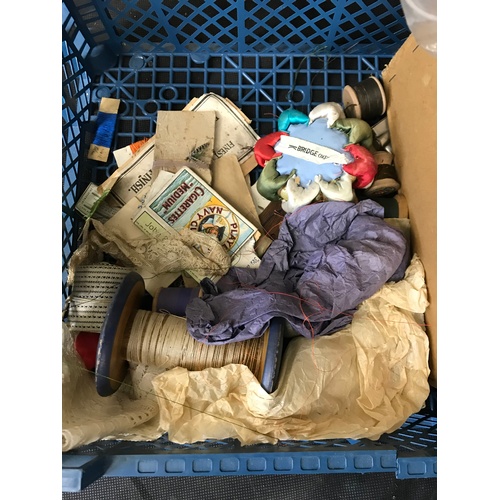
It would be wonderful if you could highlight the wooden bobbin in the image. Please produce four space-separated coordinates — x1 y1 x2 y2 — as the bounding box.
96 272 285 397
364 151 401 198
342 76 387 122
369 193 408 219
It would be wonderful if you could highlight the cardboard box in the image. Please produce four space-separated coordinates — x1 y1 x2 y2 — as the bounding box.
382 35 437 387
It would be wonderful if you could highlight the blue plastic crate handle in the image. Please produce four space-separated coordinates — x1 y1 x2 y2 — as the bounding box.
62 455 107 492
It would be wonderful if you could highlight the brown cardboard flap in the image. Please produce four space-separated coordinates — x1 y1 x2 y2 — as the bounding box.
382 35 437 387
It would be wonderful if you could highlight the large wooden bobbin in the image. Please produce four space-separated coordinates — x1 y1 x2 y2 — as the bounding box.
95 272 285 397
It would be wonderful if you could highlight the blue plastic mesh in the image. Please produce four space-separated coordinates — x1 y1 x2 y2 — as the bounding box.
61 0 435 486
383 413 437 453
95 51 394 149
63 3 93 300
68 0 409 55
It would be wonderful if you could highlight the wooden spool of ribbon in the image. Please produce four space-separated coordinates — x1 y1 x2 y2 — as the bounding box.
342 76 387 123
364 151 401 198
95 272 284 397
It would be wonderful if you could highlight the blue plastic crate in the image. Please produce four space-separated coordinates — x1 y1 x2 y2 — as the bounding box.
62 0 436 492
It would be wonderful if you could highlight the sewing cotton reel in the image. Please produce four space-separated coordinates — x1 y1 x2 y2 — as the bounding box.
342 76 386 123
95 272 285 397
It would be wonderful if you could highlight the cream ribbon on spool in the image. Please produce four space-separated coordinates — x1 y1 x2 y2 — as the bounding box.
126 310 266 378
95 271 281 397
67 262 133 332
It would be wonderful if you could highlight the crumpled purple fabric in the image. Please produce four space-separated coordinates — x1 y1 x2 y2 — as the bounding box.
186 199 409 345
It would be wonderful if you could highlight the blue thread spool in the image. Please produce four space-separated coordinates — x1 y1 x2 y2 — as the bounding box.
88 97 120 162
93 110 118 148
152 286 202 316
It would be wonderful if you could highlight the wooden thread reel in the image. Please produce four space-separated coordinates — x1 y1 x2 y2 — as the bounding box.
364 151 401 198
95 272 285 397
342 76 387 123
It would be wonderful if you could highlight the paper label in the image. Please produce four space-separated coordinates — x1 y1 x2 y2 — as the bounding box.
133 167 258 281
109 139 155 205
113 137 150 167
74 182 118 221
185 93 260 165
274 135 350 165
75 183 102 218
